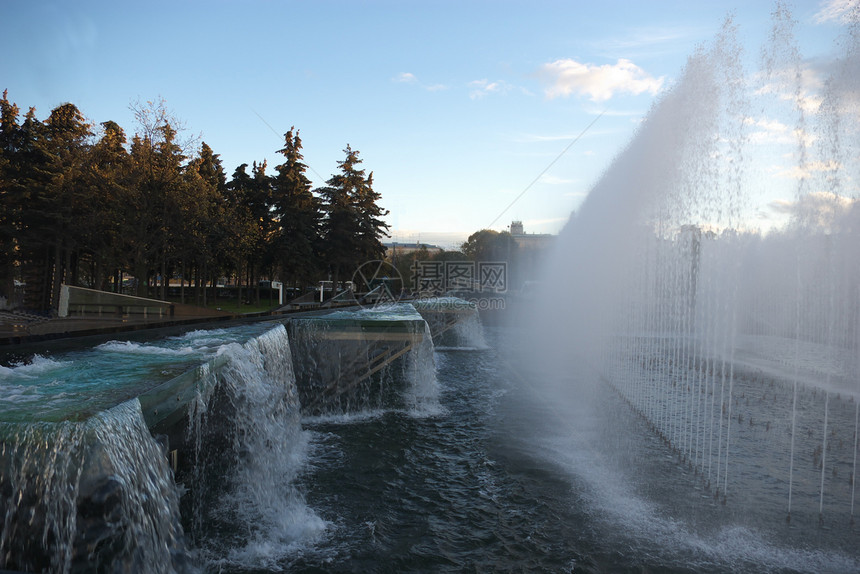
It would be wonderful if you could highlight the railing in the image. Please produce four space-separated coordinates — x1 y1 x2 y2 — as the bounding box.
58 284 174 318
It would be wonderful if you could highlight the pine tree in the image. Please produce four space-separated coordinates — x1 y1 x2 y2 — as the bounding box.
86 120 130 291
225 159 275 304
124 100 188 298
15 103 93 311
0 90 22 304
226 162 263 303
195 142 227 192
271 127 321 289
353 168 389 261
251 160 275 297
182 142 229 304
318 145 389 293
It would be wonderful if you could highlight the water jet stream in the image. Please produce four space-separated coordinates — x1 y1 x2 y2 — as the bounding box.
524 5 860 556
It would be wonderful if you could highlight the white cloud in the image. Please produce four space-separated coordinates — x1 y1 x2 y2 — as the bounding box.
755 62 825 114
744 116 816 147
539 58 664 101
394 72 448 92
744 117 789 133
775 159 840 180
469 79 509 99
814 0 860 23
756 81 823 114
394 72 417 83
768 191 857 232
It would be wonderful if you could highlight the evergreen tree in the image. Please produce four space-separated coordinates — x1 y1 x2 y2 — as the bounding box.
195 141 227 192
85 120 130 291
14 108 51 310
461 229 516 262
180 143 236 305
0 91 22 303
252 160 276 294
228 159 274 303
353 168 389 261
318 145 389 292
270 127 321 288
0 94 399 310
226 162 262 302
124 100 188 297
16 103 92 310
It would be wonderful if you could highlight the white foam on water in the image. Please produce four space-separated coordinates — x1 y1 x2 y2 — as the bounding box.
190 325 327 571
302 409 387 426
0 385 28 402
0 356 74 412
171 328 229 340
451 314 489 350
170 327 256 351
525 372 860 573
0 354 69 379
96 340 196 356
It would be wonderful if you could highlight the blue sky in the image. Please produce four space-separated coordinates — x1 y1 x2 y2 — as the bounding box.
1 0 853 248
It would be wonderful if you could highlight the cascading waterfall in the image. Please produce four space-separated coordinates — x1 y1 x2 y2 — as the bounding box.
287 304 439 416
1 308 447 570
449 310 489 351
530 4 860 547
412 297 489 351
402 321 441 415
1 420 86 574
183 324 325 569
0 400 189 574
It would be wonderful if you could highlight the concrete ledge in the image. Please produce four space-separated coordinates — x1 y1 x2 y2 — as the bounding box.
59 285 174 318
0 305 359 350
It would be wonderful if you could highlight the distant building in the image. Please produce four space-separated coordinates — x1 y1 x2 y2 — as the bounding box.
507 221 555 291
508 221 554 249
385 242 443 259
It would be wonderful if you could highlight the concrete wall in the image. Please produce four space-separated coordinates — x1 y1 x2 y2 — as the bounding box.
58 285 174 318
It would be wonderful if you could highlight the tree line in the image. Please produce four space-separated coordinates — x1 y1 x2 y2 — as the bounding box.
389 229 537 296
0 92 389 312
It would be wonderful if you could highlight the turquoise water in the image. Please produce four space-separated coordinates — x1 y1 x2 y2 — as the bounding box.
0 321 281 423
320 302 425 322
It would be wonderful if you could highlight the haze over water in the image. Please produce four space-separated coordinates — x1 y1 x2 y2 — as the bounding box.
521 3 860 566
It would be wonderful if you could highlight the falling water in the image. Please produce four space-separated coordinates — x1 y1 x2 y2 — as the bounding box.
448 311 489 351
1 306 449 571
0 321 320 572
412 297 489 351
182 324 325 570
0 400 189 574
287 304 438 416
852 395 859 521
526 3 860 555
